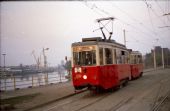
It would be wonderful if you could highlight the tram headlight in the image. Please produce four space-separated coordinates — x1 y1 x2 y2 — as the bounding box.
83 75 87 79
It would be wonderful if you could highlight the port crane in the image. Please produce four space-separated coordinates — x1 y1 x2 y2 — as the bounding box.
31 50 41 70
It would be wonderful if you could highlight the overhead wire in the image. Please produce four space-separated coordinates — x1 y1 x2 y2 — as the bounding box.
83 1 169 48
84 1 159 44
111 1 169 47
144 0 170 46
110 2 163 43
111 2 165 35
154 0 170 22
83 2 105 18
110 2 168 45
126 31 154 47
96 3 162 50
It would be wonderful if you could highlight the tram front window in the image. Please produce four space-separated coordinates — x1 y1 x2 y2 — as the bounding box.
73 51 96 66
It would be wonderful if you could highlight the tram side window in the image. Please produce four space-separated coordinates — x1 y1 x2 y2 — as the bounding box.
125 52 129 64
133 55 136 64
105 48 113 64
99 48 103 65
131 55 135 64
121 51 125 64
113 49 117 64
138 55 142 63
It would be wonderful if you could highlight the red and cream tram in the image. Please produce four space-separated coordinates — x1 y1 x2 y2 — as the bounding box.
71 37 132 90
71 17 143 91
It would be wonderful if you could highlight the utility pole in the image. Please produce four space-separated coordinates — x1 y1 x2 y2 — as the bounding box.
153 47 156 69
2 54 6 74
123 29 126 47
162 48 165 69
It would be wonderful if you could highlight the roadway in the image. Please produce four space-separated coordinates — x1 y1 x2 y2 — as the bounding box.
32 69 170 111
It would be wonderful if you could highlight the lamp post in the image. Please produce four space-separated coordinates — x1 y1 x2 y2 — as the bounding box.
43 48 49 69
42 48 49 85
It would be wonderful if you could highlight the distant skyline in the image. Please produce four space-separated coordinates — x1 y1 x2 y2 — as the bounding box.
1 1 170 66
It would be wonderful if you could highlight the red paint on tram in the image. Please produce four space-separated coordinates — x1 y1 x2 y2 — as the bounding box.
72 64 131 90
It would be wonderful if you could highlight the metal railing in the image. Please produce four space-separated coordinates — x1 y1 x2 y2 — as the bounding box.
0 73 69 91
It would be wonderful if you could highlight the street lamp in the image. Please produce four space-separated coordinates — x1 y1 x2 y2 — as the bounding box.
42 48 49 85
43 48 49 68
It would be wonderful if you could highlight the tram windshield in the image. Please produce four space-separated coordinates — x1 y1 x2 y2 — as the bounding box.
73 50 96 66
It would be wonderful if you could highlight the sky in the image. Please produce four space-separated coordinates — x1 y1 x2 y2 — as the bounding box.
0 1 170 66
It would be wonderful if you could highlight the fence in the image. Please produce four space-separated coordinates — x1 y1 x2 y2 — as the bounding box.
0 72 68 91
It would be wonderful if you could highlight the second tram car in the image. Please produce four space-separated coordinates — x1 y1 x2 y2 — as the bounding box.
130 51 143 79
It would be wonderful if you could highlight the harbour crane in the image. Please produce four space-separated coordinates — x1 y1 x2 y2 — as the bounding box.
31 50 41 70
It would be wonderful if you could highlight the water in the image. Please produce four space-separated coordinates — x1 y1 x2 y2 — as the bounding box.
0 72 68 91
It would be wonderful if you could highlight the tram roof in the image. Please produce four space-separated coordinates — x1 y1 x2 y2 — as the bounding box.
72 37 126 48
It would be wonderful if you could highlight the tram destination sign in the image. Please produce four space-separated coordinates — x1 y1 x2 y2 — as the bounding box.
73 46 95 52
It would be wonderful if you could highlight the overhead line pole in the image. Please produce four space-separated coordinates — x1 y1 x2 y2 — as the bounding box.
162 48 165 69
123 29 126 47
2 54 6 74
153 47 157 69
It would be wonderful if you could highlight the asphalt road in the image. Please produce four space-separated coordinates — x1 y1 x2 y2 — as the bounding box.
33 69 170 111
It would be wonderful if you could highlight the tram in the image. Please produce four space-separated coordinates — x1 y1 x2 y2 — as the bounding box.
71 17 143 91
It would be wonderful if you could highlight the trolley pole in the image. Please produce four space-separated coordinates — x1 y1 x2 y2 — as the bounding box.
123 29 126 47
162 48 165 69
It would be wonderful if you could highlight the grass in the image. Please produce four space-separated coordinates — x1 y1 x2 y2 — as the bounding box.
0 93 40 110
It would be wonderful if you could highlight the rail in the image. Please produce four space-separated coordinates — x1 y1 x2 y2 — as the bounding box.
0 73 69 91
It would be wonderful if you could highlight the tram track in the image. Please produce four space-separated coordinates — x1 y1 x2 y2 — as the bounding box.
108 72 170 111
32 69 170 111
74 92 113 111
108 97 133 111
44 90 90 111
151 90 170 111
26 89 88 111
43 90 114 111
150 76 170 111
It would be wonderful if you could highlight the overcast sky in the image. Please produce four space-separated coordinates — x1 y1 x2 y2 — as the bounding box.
1 1 170 66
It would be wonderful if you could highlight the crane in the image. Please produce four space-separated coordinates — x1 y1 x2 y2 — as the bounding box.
31 50 41 70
